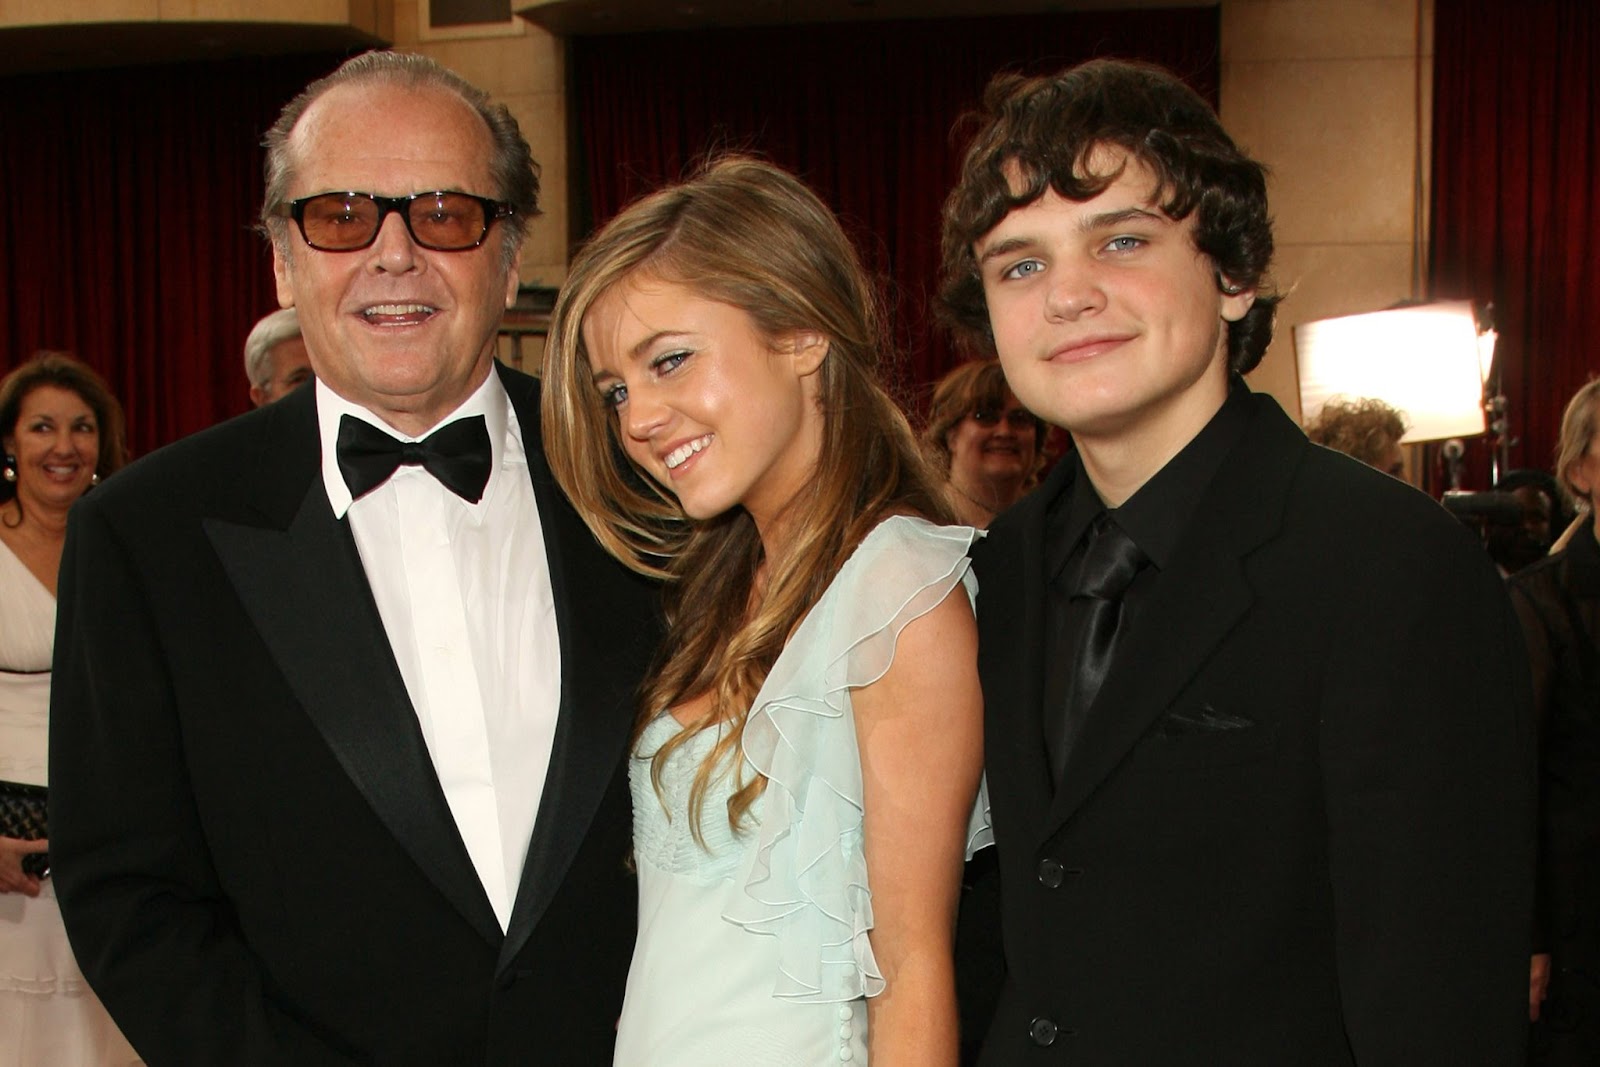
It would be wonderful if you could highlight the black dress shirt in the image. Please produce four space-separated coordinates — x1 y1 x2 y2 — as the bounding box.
1041 381 1255 775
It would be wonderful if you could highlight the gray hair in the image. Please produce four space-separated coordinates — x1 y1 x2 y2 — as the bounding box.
258 50 539 266
243 308 303 387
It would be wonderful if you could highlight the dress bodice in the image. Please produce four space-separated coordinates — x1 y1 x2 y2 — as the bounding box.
632 717 753 885
0 538 54 673
0 538 55 786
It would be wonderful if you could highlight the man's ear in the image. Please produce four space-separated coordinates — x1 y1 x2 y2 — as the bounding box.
272 240 296 309
785 331 830 377
503 245 524 309
1218 274 1256 323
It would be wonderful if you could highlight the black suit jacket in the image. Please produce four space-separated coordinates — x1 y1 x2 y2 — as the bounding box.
49 365 659 1066
975 394 1535 1065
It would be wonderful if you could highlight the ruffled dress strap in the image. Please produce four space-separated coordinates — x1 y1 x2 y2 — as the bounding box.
726 515 981 1003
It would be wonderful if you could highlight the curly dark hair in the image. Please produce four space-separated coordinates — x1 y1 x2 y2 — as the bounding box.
938 58 1280 374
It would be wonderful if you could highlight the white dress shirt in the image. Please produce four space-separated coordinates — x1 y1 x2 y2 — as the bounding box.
316 373 561 931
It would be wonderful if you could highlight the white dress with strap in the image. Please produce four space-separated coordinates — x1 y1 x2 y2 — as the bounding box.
613 516 982 1065
0 538 141 1066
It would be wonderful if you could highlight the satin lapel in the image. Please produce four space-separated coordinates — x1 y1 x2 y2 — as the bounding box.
1044 396 1303 834
979 463 1070 835
203 389 501 946
498 366 640 968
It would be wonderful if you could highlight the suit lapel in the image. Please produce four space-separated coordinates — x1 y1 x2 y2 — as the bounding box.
497 366 640 968
1044 397 1305 834
1045 537 1253 828
204 387 502 945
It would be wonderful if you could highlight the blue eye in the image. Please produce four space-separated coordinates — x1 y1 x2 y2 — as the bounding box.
1105 235 1144 253
1001 259 1044 281
602 383 628 408
652 350 691 374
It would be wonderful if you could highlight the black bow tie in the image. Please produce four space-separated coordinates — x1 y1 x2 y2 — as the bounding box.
336 414 493 504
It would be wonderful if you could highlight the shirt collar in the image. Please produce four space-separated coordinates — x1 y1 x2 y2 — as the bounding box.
1048 377 1254 577
316 369 511 519
1113 378 1253 570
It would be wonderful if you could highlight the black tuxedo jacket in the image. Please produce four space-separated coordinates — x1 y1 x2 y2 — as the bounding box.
49 365 659 1066
974 394 1535 1065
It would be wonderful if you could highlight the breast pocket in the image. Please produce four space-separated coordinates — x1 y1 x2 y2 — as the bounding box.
1135 700 1281 770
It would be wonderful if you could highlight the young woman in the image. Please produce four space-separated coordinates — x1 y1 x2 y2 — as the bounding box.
542 157 986 1066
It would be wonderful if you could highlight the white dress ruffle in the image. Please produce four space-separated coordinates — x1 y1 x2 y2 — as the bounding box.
726 516 981 1002
614 516 980 1065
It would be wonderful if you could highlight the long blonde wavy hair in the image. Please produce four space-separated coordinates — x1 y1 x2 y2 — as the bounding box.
542 156 953 840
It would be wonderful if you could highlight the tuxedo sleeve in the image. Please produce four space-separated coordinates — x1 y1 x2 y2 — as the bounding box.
49 497 359 1067
1318 519 1536 1064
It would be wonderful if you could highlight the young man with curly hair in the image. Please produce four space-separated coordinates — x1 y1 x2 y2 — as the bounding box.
941 59 1535 1065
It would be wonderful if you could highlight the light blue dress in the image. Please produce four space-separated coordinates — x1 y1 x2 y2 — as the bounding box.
613 516 983 1066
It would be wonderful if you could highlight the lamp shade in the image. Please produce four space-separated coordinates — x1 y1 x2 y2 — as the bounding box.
1294 301 1486 442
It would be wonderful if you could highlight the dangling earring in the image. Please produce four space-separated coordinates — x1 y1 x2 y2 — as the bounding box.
90 472 100 486
2 454 16 483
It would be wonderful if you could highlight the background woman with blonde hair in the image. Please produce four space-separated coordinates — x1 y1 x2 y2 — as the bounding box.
543 156 985 1065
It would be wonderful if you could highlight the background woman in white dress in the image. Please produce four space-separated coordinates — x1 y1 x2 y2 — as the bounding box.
0 353 139 1066
543 156 985 1065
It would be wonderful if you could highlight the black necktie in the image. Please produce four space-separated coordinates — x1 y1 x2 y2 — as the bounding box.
1049 514 1148 782
336 414 493 504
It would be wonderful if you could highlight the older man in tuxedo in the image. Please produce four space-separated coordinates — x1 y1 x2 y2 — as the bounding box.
50 51 657 1065
941 59 1535 1064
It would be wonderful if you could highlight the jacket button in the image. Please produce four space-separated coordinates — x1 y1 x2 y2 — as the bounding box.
1037 858 1065 888
1029 1017 1058 1046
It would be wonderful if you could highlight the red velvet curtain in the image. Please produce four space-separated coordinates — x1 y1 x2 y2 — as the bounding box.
0 54 345 458
1430 0 1600 484
570 10 1219 404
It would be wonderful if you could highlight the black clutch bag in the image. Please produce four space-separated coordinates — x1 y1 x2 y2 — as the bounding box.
0 779 49 878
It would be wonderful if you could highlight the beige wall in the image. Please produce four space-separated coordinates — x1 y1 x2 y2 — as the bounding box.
1221 0 1434 421
385 2 565 370
390 2 567 293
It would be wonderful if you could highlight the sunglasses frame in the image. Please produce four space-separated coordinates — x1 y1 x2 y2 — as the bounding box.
278 190 515 252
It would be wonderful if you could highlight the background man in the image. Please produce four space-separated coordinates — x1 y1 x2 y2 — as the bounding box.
243 306 313 406
940 59 1534 1064
50 51 657 1065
